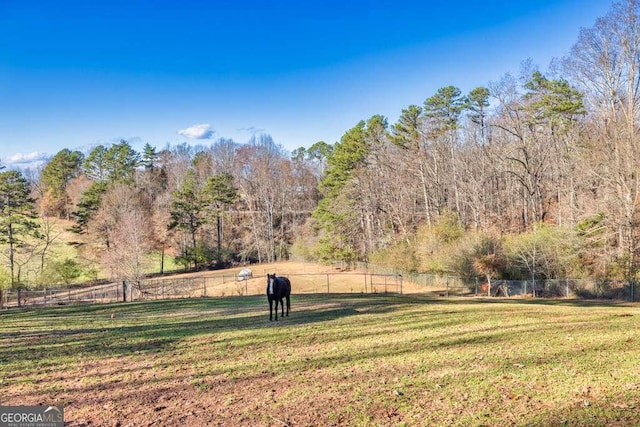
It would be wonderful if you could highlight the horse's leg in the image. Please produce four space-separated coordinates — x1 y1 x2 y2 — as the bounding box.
269 298 273 321
280 298 285 318
286 295 290 316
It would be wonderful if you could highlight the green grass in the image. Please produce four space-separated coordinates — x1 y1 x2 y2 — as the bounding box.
1 295 640 426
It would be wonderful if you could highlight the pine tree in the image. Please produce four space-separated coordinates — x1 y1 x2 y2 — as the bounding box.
202 173 239 258
0 170 41 289
40 148 84 218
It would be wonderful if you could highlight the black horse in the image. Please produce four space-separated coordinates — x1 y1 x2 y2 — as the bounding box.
266 273 291 321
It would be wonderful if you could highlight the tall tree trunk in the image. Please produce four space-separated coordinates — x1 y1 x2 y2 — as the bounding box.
216 214 222 254
8 223 14 289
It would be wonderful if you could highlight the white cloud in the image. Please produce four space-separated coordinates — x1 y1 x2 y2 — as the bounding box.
239 126 265 136
178 123 215 139
4 152 50 168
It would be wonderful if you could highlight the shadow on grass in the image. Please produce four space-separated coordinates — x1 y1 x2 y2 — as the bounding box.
0 295 371 365
1 293 636 371
401 293 639 308
3 293 639 427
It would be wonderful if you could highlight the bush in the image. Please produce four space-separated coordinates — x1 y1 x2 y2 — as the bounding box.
55 258 84 285
572 280 631 299
504 224 582 281
369 241 418 273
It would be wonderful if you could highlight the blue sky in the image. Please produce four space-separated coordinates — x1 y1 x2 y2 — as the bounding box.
0 0 611 168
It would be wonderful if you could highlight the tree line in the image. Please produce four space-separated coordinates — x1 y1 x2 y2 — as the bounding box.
1 0 640 291
309 0 640 289
0 135 326 289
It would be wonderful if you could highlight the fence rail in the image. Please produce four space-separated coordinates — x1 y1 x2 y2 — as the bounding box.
0 272 404 309
1 270 636 310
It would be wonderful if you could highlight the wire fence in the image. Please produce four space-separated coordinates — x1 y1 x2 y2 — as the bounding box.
401 275 636 300
357 262 638 300
1 267 637 310
0 272 405 309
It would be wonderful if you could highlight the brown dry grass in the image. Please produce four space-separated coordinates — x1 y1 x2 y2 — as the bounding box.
144 261 430 298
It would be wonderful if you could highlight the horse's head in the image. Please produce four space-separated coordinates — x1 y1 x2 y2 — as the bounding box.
267 273 276 295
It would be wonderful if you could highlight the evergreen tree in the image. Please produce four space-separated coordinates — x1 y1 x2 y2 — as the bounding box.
83 141 140 184
467 86 491 141
104 140 141 184
83 145 109 182
71 181 108 234
168 170 206 268
0 170 41 289
312 120 372 262
74 141 141 233
40 148 84 218
523 71 585 129
141 143 159 170
423 85 467 135
202 173 239 257
391 105 423 149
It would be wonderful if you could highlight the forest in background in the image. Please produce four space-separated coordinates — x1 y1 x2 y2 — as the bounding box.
1 0 640 291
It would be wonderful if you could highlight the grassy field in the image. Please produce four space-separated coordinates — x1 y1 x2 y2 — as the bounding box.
1 295 640 426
